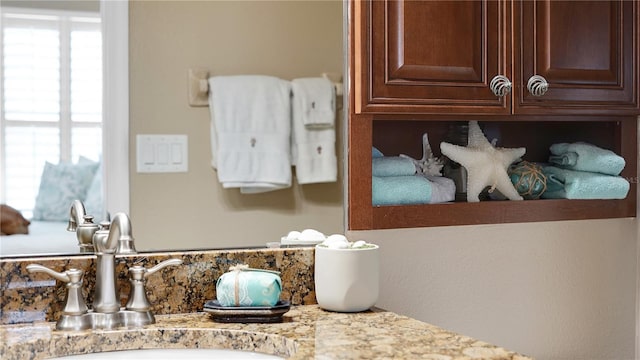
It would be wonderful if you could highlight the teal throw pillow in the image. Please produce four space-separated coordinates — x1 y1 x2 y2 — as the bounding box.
33 161 99 221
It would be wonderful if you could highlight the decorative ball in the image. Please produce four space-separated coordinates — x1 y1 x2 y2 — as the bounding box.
508 161 547 200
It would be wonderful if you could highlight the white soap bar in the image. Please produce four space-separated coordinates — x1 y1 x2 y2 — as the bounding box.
298 229 326 241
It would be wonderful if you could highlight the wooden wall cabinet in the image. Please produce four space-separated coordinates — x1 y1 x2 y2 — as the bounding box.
354 0 639 116
348 0 639 230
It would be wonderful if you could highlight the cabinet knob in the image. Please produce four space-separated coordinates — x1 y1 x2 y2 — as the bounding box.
527 75 549 96
490 75 512 97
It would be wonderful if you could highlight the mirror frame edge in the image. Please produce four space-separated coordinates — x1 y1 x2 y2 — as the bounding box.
102 0 130 216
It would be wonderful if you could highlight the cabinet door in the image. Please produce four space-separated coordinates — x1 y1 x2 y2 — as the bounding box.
515 0 639 115
354 0 510 114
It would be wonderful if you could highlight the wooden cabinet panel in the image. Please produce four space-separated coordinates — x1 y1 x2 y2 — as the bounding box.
356 0 509 114
355 0 639 115
515 0 639 114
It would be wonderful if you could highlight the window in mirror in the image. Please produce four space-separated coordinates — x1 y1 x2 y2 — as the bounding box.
1 7 102 219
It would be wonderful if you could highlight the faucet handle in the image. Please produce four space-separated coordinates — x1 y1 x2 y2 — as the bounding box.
76 215 99 250
125 258 183 312
26 264 88 315
142 258 183 278
127 258 183 281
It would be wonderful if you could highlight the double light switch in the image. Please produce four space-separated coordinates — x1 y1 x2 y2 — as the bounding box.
136 134 188 173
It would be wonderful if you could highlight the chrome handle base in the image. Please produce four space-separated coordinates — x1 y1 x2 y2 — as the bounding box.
126 258 183 318
27 264 88 322
56 309 155 331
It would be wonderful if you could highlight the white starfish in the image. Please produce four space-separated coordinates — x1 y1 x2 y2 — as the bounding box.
440 121 525 202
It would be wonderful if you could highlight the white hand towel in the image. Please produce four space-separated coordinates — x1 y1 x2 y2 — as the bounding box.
208 75 292 193
291 78 337 184
291 77 336 129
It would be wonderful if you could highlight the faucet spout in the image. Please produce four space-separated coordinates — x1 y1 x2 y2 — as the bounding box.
95 213 133 253
67 200 86 232
92 212 134 314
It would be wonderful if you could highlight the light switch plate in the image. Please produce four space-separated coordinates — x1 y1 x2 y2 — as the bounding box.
136 134 188 173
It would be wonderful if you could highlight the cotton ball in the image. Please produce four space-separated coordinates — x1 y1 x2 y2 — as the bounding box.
325 234 348 244
321 234 349 248
286 230 301 241
351 240 368 248
326 241 349 249
299 229 326 242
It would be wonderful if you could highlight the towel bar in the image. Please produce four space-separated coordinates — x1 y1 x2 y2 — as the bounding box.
188 68 344 108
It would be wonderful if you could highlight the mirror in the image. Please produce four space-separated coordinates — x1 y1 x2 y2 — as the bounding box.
0 0 345 258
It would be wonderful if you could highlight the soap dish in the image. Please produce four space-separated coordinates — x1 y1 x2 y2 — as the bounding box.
279 237 324 246
203 300 291 323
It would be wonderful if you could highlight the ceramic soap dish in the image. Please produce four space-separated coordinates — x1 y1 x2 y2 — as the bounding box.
203 300 291 323
279 237 324 246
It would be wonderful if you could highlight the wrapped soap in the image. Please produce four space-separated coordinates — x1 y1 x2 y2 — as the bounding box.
215 264 282 307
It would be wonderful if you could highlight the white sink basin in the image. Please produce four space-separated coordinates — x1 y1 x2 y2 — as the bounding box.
53 348 285 359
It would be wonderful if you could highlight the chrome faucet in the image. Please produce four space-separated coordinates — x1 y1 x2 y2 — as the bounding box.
66 199 86 232
92 213 130 314
27 212 182 331
67 200 99 251
67 200 136 253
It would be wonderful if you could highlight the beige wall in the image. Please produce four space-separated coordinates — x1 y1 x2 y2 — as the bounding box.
350 218 638 360
129 0 344 251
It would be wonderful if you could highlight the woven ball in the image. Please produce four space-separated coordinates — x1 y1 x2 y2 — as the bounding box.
508 161 547 200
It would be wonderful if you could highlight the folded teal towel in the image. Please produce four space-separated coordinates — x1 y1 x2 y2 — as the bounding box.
372 156 417 177
372 175 431 205
549 142 625 176
372 147 384 158
541 166 629 200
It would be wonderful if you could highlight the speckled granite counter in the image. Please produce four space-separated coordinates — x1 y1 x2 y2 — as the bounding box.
1 248 315 325
1 305 531 360
1 247 532 359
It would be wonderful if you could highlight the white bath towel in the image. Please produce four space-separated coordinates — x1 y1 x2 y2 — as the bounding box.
291 77 336 129
291 78 337 184
208 75 292 193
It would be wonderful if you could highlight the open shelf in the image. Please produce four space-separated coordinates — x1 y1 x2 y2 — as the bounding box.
347 114 637 230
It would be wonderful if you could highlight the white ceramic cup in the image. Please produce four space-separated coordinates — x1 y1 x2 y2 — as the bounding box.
314 244 379 312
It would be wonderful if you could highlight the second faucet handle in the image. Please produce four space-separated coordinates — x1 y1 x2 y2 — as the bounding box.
76 215 99 251
26 264 88 316
125 258 183 312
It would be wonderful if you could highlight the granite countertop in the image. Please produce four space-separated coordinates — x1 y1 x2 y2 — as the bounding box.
1 305 531 360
